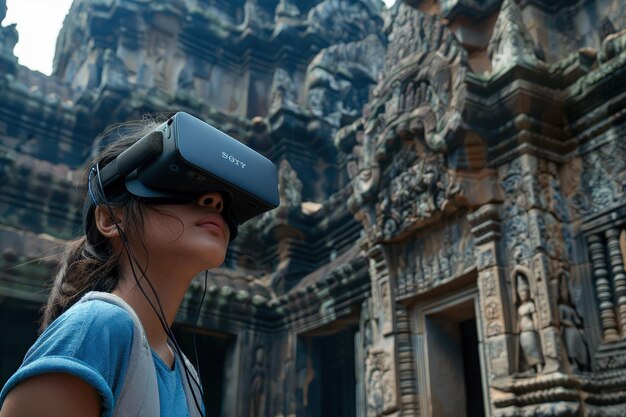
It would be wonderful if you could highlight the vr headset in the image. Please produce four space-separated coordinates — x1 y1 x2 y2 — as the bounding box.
87 112 279 239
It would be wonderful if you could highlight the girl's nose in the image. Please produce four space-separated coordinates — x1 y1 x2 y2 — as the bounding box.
197 191 224 213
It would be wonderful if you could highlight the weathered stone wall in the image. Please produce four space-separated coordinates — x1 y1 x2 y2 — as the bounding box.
1 0 626 416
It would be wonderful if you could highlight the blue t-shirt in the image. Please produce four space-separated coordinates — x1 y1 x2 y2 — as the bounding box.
0 298 191 417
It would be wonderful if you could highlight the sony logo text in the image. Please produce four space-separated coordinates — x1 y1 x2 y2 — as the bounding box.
222 152 246 168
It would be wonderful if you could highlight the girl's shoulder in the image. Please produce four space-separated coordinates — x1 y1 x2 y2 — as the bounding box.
0 292 138 415
44 292 137 346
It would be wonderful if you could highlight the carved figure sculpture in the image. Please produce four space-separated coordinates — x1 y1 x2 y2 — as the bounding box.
249 345 267 417
558 273 589 372
367 368 384 417
516 272 544 374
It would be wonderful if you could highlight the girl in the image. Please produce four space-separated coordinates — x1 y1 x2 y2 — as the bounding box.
0 120 239 417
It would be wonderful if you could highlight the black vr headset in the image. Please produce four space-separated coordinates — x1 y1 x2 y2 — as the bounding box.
86 112 279 240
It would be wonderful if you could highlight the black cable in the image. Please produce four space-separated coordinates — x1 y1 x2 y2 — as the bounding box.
92 163 206 416
192 272 209 409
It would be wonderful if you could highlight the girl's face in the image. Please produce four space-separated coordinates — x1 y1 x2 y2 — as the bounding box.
139 191 230 273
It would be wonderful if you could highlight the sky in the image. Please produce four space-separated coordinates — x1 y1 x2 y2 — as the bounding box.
4 0 74 75
4 0 397 76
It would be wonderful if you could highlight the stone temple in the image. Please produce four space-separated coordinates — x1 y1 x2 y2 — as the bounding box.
1 0 626 416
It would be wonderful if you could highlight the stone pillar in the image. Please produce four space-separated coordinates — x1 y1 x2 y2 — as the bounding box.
364 244 399 417
588 233 619 342
469 204 516 380
395 306 419 417
606 227 626 338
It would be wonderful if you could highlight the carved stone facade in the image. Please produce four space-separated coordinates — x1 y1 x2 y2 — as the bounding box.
1 0 626 416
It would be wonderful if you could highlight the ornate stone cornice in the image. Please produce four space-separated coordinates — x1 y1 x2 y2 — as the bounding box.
469 203 502 245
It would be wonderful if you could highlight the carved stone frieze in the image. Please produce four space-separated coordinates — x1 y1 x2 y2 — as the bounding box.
375 146 461 241
388 216 475 299
567 139 626 219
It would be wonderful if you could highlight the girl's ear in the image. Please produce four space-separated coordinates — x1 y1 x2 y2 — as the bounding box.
94 206 124 238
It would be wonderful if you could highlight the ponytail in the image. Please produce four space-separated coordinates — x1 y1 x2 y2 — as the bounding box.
40 120 159 331
40 235 120 331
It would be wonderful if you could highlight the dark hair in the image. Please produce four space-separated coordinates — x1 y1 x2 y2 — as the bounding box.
40 122 159 331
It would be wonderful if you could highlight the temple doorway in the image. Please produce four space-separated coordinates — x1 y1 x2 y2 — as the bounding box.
297 323 358 417
415 289 486 417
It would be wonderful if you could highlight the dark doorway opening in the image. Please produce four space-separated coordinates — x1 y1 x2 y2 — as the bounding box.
460 318 485 417
0 298 40 387
425 300 485 417
297 324 357 417
173 326 232 417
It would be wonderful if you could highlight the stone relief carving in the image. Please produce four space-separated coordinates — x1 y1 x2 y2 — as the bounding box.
596 352 626 370
361 299 375 352
367 366 384 416
535 161 568 222
249 345 267 417
365 347 397 416
487 0 539 75
568 139 626 218
379 279 394 336
500 161 532 266
389 218 475 298
375 144 462 240
478 248 495 270
306 0 381 45
377 5 467 153
269 68 298 115
481 269 505 337
487 337 509 378
341 5 469 246
514 271 544 374
383 4 465 77
556 269 590 372
306 34 385 129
